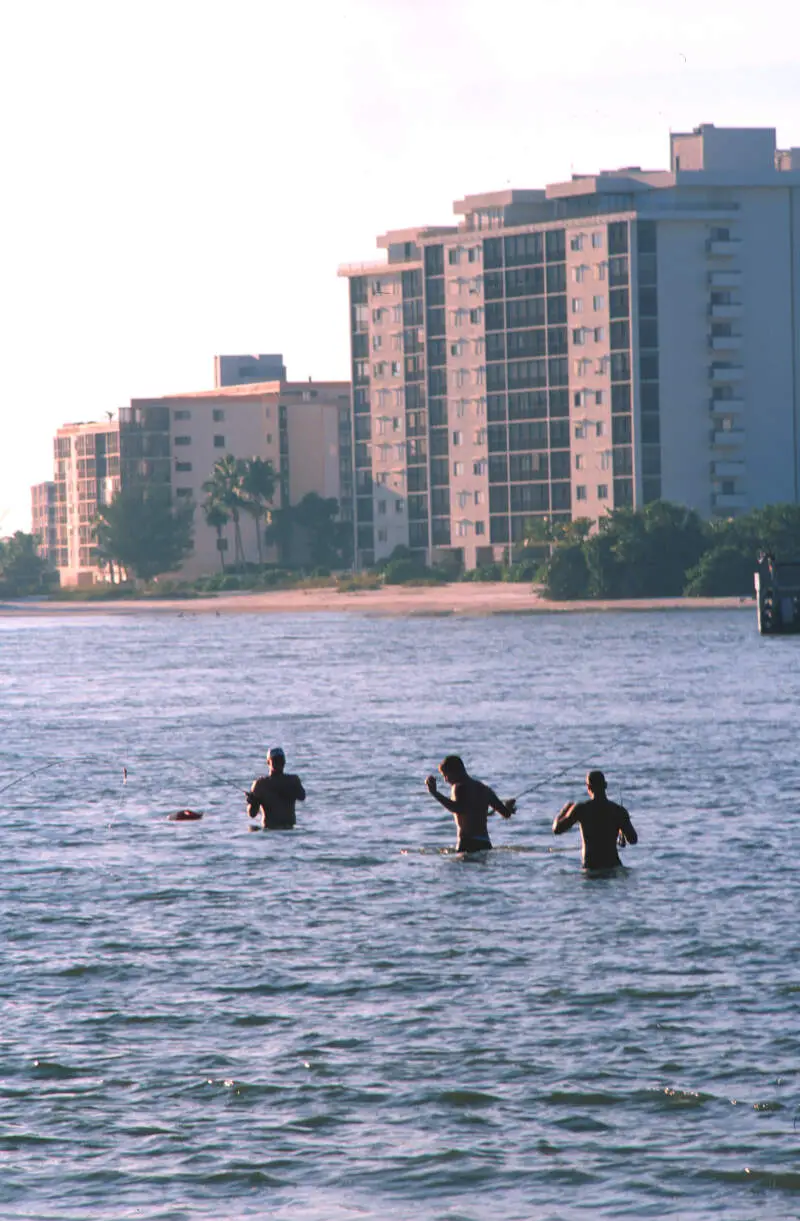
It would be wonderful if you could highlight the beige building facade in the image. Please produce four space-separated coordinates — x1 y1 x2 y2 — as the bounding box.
340 123 800 571
34 377 352 586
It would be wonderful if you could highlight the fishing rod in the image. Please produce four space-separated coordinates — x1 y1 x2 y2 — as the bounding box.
159 755 249 795
512 735 626 802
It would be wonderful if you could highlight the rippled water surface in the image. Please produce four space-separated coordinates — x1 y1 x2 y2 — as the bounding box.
1 607 799 1220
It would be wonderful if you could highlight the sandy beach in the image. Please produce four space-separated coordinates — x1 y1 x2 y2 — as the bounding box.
0 584 754 617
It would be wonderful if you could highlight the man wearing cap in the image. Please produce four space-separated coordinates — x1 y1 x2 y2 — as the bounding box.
552 770 637 870
246 748 306 830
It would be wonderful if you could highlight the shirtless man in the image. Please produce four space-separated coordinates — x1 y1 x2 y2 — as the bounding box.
425 755 515 853
246 747 306 830
552 770 637 870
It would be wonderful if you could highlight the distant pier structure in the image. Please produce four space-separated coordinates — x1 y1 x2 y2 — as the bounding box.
755 554 800 634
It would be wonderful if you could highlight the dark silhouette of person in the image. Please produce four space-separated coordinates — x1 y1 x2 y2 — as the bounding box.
552 770 637 870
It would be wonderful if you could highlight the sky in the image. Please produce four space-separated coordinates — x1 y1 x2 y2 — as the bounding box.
1 0 799 533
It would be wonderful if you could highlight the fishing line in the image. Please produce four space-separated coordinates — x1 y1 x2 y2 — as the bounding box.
0 759 63 797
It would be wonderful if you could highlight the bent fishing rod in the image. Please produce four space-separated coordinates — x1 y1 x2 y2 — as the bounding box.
512 735 626 802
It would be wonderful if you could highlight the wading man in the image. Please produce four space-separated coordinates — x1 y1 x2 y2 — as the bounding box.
247 747 306 830
552 770 637 870
425 755 515 853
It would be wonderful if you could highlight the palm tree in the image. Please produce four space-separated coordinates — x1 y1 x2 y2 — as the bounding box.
240 457 277 566
203 455 248 566
202 501 230 572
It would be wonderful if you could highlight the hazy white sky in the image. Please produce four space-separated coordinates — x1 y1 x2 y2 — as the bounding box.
1 0 799 532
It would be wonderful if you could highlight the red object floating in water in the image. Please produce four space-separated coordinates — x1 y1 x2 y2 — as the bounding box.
168 809 204 822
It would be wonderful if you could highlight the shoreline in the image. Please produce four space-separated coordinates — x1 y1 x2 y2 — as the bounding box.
0 584 755 617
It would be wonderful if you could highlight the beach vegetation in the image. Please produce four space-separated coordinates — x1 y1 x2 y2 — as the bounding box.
93 488 195 582
0 531 59 597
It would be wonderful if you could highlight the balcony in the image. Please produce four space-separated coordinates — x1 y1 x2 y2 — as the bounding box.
713 461 745 477
709 334 743 352
710 302 743 320
709 364 744 383
709 397 744 415
713 492 746 509
712 429 745 449
706 240 740 257
708 271 742 288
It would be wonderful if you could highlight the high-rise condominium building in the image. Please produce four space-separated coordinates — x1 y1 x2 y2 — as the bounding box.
339 123 800 571
34 374 351 586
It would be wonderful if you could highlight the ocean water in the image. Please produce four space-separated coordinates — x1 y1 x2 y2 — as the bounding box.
1 607 799 1221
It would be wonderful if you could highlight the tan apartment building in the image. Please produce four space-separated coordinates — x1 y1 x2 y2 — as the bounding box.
124 379 351 579
33 370 352 585
339 123 800 571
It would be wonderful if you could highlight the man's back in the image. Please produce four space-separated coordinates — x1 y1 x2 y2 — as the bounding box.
572 796 632 870
250 772 305 829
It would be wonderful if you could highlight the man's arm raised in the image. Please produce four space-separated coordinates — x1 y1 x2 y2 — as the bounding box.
552 801 579 835
425 774 459 813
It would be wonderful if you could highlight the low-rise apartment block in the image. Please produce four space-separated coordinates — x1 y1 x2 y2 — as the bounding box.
339 123 800 570
33 366 351 586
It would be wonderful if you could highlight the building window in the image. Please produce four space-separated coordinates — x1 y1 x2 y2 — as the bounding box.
391 361 401 377
453 462 464 475
475 521 486 535
212 409 225 422
575 454 585 470
571 298 584 314
595 421 606 437
174 409 191 420
213 435 225 448
594 327 606 343
574 422 587 439
174 435 192 446
597 484 609 499
377 528 388 542
175 461 192 472
372 335 383 351
595 390 605 406
378 500 387 515
468 246 480 263
592 295 605 312
572 328 585 345
474 428 486 445
396 499 404 513
452 431 463 446
266 433 273 443
392 305 402 323
448 248 460 265
576 485 587 501
594 263 607 281
592 232 603 249
473 460 486 475
469 308 483 324
601 452 612 470
176 487 193 498
572 266 586 283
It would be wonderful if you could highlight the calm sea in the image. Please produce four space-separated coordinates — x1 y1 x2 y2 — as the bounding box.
1 607 799 1221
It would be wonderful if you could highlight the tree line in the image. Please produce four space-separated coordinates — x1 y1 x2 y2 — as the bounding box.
0 532 57 597
92 454 352 582
534 501 800 600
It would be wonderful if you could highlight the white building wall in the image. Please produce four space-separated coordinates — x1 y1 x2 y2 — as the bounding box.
566 222 613 519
